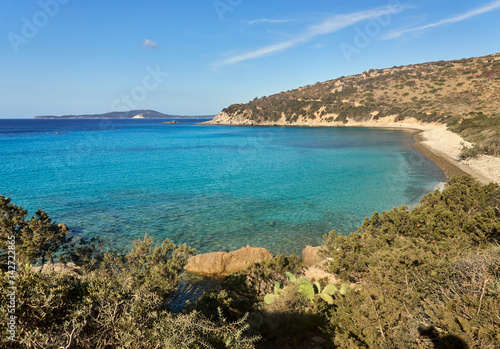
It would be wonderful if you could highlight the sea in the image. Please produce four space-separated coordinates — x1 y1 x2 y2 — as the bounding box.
0 118 446 255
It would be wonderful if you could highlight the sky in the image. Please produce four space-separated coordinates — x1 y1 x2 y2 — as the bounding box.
0 0 499 118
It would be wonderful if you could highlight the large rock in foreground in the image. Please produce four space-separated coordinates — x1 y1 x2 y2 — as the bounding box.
302 245 324 267
185 246 273 276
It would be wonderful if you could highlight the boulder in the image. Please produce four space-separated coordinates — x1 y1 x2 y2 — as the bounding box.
58 223 69 232
184 252 231 276
184 246 273 276
302 245 323 267
224 246 273 274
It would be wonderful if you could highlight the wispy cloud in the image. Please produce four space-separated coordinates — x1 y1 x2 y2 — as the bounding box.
384 0 500 39
142 39 159 49
244 19 293 25
213 5 406 68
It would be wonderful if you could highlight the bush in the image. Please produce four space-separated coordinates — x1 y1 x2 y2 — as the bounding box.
0 196 68 267
2 176 500 348
0 197 258 349
322 176 500 348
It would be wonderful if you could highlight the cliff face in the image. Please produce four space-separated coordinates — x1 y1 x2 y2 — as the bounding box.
206 53 500 127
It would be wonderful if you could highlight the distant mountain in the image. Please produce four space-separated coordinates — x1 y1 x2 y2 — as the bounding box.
34 110 214 119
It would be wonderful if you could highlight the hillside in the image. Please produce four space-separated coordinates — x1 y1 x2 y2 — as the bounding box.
206 53 500 154
34 110 213 119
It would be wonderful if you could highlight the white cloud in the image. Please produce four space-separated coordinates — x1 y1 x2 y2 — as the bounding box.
213 5 406 68
244 19 293 25
384 0 500 39
142 39 159 49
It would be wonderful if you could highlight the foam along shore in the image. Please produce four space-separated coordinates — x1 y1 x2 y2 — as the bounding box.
413 125 500 184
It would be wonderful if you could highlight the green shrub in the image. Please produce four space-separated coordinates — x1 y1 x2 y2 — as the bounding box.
0 196 68 267
264 272 348 306
321 176 500 348
195 255 303 320
0 198 258 348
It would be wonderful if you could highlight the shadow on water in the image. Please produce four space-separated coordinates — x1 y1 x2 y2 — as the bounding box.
168 273 222 313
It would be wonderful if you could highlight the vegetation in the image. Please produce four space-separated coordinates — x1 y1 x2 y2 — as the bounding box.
323 176 500 348
452 113 500 158
0 195 258 348
0 196 68 268
1 176 500 348
217 53 500 156
264 272 347 306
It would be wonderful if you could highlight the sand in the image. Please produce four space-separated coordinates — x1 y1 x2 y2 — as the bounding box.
414 125 500 184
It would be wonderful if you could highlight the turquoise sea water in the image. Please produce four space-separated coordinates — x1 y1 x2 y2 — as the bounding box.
0 119 446 255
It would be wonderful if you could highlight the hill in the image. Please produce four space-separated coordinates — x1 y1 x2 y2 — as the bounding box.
206 53 500 155
34 110 213 119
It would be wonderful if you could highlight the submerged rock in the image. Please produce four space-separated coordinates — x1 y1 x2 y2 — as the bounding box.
185 245 273 276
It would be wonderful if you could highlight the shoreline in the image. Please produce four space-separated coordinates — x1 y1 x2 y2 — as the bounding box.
203 120 500 184
413 125 499 184
413 132 469 179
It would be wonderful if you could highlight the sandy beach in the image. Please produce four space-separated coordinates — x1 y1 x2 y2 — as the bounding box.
413 125 500 184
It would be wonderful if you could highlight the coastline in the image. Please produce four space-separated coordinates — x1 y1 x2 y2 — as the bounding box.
203 119 500 184
413 125 500 184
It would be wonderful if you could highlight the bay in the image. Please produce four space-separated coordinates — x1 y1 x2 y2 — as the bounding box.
0 119 446 255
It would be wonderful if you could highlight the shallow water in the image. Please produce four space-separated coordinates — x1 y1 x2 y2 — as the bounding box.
0 119 445 255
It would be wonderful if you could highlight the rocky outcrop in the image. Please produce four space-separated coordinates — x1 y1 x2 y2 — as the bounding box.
205 112 438 129
184 246 273 276
302 245 324 267
58 223 69 232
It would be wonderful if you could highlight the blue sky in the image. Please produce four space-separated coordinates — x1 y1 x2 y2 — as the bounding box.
1 0 499 118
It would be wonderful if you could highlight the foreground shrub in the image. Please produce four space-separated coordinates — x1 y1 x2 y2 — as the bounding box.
0 195 68 268
195 254 303 320
0 196 258 348
2 176 500 348
322 176 500 348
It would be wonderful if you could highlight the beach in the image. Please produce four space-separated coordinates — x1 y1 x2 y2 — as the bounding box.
206 112 500 184
412 125 500 184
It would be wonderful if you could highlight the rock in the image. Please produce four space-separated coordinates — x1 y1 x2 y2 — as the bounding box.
32 262 81 276
184 252 231 276
303 266 339 284
224 246 273 274
58 223 69 232
185 246 273 276
302 245 323 267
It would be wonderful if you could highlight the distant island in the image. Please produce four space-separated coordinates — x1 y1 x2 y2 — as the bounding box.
34 109 215 119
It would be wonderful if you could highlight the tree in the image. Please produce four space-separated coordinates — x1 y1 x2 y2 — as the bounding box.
0 195 67 268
